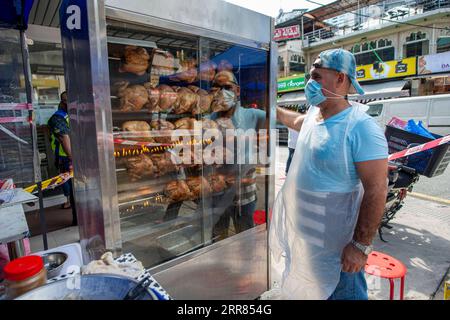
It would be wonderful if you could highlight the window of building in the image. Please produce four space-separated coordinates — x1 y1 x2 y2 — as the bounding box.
289 61 305 74
366 104 383 117
437 37 450 53
355 48 395 65
352 43 361 53
289 54 304 63
352 39 394 65
287 53 305 76
404 31 429 57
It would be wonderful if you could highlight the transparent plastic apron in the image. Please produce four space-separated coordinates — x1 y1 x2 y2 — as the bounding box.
269 102 367 300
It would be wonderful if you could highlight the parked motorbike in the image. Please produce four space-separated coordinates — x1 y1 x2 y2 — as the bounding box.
379 155 420 242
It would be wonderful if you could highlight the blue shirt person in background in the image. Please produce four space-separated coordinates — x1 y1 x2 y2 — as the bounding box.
286 128 298 175
47 91 77 225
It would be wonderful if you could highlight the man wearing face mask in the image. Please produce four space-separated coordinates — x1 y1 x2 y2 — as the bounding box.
271 49 388 300
210 70 267 240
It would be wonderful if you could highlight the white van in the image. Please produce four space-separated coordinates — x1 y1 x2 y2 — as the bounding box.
366 94 450 136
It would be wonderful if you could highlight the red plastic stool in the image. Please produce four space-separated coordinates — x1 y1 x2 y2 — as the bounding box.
365 251 407 300
253 210 266 225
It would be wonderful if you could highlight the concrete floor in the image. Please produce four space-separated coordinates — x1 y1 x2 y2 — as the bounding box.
28 146 450 300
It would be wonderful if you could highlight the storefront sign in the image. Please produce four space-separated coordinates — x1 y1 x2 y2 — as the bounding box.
277 75 305 93
418 52 450 74
274 25 301 41
356 57 417 81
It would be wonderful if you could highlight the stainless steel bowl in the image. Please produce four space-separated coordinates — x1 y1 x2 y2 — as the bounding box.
40 252 68 279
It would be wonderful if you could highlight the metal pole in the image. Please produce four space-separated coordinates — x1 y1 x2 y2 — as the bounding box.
301 15 304 41
20 31 40 183
37 181 48 250
21 29 46 251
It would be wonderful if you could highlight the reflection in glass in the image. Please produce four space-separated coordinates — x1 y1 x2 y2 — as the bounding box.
106 21 270 268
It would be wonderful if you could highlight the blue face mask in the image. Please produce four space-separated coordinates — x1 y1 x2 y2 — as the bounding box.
305 79 327 106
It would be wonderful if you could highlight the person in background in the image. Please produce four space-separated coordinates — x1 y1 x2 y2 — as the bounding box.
47 91 77 226
285 128 298 175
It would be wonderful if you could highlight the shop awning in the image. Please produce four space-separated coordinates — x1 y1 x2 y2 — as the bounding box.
349 80 409 103
405 72 450 80
277 91 306 105
0 0 34 30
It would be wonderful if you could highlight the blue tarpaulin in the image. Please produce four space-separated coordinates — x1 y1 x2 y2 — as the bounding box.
210 45 267 69
0 0 34 30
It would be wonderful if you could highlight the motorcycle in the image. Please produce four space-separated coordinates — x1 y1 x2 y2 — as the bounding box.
379 150 421 242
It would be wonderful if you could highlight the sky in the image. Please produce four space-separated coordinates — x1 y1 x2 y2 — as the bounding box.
224 0 336 17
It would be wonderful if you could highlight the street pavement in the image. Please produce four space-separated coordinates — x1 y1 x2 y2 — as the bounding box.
272 146 450 300
412 169 450 201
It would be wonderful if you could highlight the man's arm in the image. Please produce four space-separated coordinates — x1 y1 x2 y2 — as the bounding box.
353 159 388 244
276 107 306 132
57 134 72 159
341 159 388 273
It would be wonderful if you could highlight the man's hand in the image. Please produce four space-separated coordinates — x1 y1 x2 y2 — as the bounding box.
341 242 368 273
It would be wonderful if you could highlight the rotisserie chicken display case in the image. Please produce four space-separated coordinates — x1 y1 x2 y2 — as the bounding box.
59 0 277 299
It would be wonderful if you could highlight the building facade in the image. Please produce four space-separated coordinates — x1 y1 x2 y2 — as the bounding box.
276 0 450 103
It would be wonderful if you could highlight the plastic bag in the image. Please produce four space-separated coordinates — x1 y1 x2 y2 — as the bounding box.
405 120 435 139
387 117 407 130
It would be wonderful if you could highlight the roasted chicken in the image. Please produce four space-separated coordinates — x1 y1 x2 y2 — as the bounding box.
172 87 198 114
117 83 149 112
196 89 213 115
157 84 178 112
198 60 217 81
169 58 198 83
121 121 153 141
125 154 155 182
150 119 175 144
143 82 160 112
186 176 212 200
150 152 178 176
174 117 197 130
119 46 150 76
164 180 193 202
200 119 218 130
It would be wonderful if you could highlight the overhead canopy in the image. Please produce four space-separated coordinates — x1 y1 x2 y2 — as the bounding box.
0 0 34 30
405 72 450 80
211 45 267 69
306 0 383 23
349 80 409 103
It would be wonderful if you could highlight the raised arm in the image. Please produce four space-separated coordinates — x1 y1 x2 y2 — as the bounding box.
276 107 306 132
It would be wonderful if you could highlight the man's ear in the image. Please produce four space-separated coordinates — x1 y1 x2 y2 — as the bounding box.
337 73 349 90
235 86 241 98
337 73 345 85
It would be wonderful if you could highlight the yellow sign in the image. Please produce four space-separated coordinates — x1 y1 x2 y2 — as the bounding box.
445 279 450 300
20 77 60 88
356 57 417 82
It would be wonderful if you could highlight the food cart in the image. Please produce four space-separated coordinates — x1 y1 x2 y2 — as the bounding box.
59 0 277 299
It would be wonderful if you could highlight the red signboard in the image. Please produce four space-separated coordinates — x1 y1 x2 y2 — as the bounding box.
274 25 301 41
